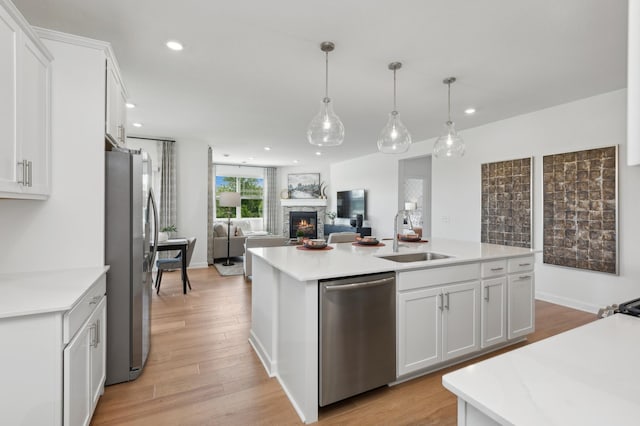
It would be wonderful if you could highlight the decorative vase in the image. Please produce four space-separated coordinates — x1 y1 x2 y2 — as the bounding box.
158 231 169 242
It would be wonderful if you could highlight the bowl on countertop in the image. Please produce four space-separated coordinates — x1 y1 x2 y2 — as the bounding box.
399 234 422 242
357 236 379 245
304 239 327 249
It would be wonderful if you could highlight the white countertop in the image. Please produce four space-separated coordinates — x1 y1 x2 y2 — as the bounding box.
250 238 536 281
442 314 640 425
0 266 109 319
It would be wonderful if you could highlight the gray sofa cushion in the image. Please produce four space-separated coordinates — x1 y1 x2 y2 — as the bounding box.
214 223 227 237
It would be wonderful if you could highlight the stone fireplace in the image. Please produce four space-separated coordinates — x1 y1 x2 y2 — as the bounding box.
281 199 326 239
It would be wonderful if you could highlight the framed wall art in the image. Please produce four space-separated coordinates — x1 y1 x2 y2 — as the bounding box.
287 173 321 199
542 146 618 274
481 157 532 248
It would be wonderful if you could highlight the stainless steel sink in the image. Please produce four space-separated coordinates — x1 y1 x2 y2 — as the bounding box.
379 252 451 263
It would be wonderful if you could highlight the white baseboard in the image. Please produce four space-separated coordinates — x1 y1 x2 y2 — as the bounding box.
189 262 209 269
535 291 599 314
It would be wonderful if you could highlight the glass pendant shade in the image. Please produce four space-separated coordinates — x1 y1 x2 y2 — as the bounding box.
307 97 345 146
378 61 411 154
308 41 344 147
433 120 465 158
433 77 465 159
378 111 411 153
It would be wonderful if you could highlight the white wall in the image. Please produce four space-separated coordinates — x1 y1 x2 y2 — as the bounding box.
0 39 105 273
173 139 210 268
331 89 640 313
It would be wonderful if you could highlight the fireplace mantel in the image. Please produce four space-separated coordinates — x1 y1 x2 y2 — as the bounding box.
280 198 327 207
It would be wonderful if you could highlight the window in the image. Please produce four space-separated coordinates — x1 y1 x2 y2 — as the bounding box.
215 176 264 219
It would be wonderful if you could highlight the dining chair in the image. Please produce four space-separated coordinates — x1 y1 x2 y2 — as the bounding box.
155 237 197 294
327 232 360 244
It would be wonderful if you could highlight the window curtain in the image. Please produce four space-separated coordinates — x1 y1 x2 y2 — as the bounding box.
159 140 177 258
207 147 215 264
265 167 278 234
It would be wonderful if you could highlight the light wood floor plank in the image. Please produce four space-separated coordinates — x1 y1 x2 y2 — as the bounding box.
91 266 596 425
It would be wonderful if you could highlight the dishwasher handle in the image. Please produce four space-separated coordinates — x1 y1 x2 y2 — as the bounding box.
324 276 395 291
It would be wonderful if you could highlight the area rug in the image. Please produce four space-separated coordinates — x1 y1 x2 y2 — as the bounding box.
214 257 244 276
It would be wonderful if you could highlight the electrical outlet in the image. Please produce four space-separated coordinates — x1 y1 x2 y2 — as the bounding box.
441 216 450 223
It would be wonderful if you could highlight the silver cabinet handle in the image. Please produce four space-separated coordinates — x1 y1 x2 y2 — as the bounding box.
518 275 532 280
96 319 100 345
26 161 32 187
444 292 450 310
89 295 102 305
17 160 27 186
438 293 444 311
490 267 504 271
90 323 98 348
518 263 531 267
484 286 490 301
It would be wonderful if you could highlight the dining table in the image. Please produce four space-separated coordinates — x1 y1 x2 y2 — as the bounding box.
154 238 190 294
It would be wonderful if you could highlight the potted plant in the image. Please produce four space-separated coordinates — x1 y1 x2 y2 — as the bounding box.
159 224 177 241
296 229 305 243
326 211 337 225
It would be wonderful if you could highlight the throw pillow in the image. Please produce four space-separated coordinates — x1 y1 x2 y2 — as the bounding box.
213 223 227 238
235 227 244 237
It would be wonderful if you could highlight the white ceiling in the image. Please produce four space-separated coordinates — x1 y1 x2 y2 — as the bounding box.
14 0 628 167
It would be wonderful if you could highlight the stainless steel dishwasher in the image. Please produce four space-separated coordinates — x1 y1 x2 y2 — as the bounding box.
319 272 396 406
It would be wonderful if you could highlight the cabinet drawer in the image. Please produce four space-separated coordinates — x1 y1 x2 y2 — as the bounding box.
481 260 507 278
399 263 480 291
63 274 106 344
508 256 535 274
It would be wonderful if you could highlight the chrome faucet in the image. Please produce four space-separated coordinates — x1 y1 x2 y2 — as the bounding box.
393 209 413 252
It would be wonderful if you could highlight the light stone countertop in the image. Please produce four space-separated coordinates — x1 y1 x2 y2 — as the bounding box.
0 266 109 319
249 238 537 281
442 313 640 425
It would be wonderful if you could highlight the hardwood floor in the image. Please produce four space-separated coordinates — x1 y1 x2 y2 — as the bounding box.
91 267 596 425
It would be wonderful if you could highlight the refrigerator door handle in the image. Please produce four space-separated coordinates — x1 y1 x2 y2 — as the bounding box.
148 190 159 267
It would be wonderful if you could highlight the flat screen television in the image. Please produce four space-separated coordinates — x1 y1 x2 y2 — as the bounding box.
337 189 366 219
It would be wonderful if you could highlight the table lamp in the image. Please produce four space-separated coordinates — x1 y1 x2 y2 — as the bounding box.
219 192 241 266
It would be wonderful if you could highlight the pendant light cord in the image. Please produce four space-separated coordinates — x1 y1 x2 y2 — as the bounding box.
447 81 452 123
324 51 329 100
393 68 397 112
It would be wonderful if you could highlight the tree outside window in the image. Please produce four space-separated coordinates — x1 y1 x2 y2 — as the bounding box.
215 176 263 218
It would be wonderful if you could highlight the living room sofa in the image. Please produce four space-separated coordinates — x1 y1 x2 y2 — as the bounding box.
243 235 289 278
211 219 268 261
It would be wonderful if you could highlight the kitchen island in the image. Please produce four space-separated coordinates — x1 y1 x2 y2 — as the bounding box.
442 313 640 425
249 239 537 423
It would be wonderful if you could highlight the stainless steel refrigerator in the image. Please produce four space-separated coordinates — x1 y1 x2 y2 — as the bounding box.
105 149 158 385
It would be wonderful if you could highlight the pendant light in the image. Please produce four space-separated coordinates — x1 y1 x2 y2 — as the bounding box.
378 62 412 154
433 77 465 158
307 41 345 147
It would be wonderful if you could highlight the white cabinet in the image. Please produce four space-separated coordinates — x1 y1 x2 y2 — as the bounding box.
64 297 106 426
0 0 51 199
397 264 481 376
0 268 107 425
105 57 127 146
480 276 507 348
480 259 508 348
508 261 535 339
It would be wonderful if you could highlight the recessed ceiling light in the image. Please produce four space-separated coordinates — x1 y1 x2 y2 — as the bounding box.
293 160 299 164
264 146 271 151
315 151 322 156
248 157 254 161
126 103 136 109
464 108 476 115
166 40 183 51
132 122 143 128
223 154 230 157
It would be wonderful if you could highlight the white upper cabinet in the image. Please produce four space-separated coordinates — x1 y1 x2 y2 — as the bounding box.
105 56 127 146
0 0 52 199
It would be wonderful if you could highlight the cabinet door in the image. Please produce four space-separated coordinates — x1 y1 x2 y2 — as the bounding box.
397 287 442 376
105 59 126 145
19 33 50 195
0 6 19 193
442 281 481 361
508 273 535 339
481 277 507 348
90 298 107 411
64 319 92 426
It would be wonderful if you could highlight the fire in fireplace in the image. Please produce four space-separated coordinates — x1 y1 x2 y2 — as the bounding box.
289 211 318 239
